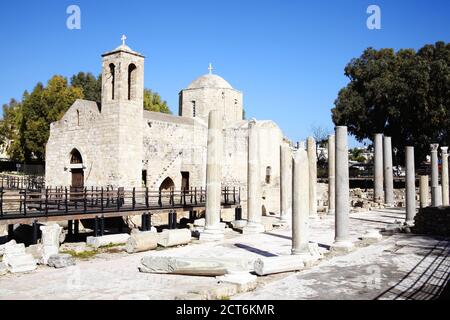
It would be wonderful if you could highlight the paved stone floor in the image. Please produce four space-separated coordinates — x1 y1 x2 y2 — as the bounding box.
0 208 448 300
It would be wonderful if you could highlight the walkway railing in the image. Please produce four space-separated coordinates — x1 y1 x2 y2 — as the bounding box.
0 186 240 221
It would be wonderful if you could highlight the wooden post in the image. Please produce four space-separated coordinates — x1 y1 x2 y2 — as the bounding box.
94 216 99 237
32 220 38 245
117 188 120 211
8 224 14 241
158 189 162 207
65 187 68 214
101 187 104 212
74 220 79 236
141 214 146 231
45 187 49 215
146 213 151 230
68 220 73 236
24 189 27 216
84 187 87 213
145 187 149 208
100 215 105 236
0 187 3 218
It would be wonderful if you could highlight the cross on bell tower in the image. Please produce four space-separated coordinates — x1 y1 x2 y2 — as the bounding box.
208 63 213 75
121 34 127 46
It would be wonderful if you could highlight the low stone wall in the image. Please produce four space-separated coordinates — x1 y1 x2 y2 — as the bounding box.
413 207 450 237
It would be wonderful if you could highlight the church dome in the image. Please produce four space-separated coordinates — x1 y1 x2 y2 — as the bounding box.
187 74 233 89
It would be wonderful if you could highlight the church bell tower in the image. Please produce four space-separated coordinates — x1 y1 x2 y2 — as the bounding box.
101 35 145 109
99 36 145 188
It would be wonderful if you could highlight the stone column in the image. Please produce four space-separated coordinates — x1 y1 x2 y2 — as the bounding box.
405 146 416 225
383 136 394 206
307 136 317 216
243 120 265 234
441 147 449 206
331 126 353 252
291 148 309 254
430 143 442 206
419 175 429 208
280 143 292 223
373 133 384 203
200 110 224 241
328 135 336 215
40 224 62 264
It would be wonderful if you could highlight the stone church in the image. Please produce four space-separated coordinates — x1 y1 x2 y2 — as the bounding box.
45 39 290 216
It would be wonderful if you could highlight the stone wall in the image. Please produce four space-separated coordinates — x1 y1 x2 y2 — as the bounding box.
413 207 450 236
180 87 243 124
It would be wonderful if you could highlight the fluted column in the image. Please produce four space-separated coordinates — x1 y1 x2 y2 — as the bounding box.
373 133 384 203
430 144 442 206
331 126 353 252
200 110 224 241
280 143 292 223
243 120 265 234
291 148 309 254
405 146 416 225
441 147 449 206
383 136 394 206
307 137 317 217
328 135 336 215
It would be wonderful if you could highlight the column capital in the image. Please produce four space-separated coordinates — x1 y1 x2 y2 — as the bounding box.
441 146 448 154
430 143 439 152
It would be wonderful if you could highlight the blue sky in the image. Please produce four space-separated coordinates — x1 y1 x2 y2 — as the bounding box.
0 0 449 146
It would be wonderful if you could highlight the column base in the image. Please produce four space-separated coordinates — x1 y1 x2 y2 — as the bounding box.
199 227 224 241
291 243 323 267
242 222 265 234
330 240 354 253
404 220 415 227
291 245 310 256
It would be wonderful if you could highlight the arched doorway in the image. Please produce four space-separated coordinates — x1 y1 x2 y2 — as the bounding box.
159 177 175 191
70 149 84 189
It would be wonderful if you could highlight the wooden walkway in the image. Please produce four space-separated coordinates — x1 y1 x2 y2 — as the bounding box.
0 186 241 225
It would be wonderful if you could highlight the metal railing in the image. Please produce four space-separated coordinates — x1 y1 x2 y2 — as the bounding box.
0 186 240 220
0 174 45 192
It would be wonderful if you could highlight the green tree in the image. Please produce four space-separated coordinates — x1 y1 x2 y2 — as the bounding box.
332 41 450 163
349 148 366 163
70 72 102 103
14 76 83 161
143 89 171 114
0 98 24 161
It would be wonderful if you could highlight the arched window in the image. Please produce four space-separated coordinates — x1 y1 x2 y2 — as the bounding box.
159 177 175 191
265 166 272 184
76 110 80 126
109 63 115 100
70 149 83 164
128 63 137 100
